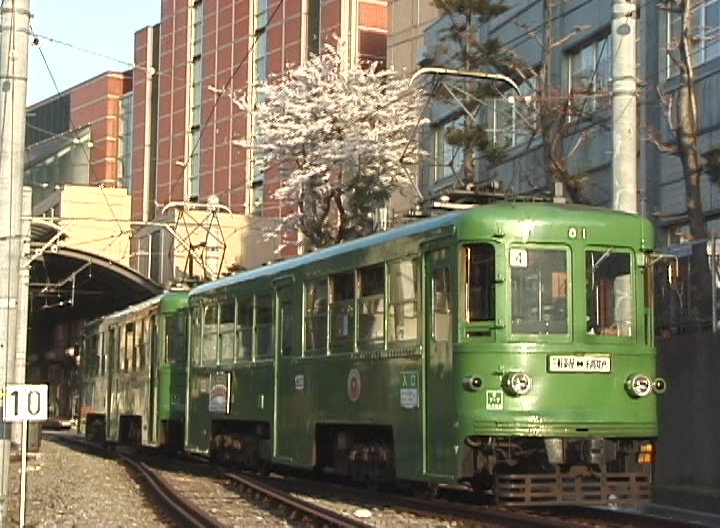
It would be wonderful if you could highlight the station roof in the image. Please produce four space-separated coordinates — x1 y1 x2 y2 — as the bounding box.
29 219 163 323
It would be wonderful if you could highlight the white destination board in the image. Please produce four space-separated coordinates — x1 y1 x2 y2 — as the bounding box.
548 355 611 373
3 384 49 422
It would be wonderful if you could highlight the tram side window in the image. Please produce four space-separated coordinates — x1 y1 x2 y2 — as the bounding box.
84 334 100 376
166 312 185 364
586 249 633 337
305 280 328 355
108 328 117 372
219 300 236 364
256 294 274 358
203 304 219 365
330 272 355 352
145 315 155 366
388 259 418 342
358 265 384 345
465 244 495 322
433 267 452 343
190 307 203 366
123 323 135 371
510 248 568 334
137 318 146 370
280 299 295 356
237 298 253 360
99 333 106 375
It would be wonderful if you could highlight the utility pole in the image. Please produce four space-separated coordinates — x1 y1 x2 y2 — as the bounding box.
13 187 32 450
611 0 638 214
0 0 31 523
611 0 638 335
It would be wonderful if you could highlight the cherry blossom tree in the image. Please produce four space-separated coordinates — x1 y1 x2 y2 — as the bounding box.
236 42 427 251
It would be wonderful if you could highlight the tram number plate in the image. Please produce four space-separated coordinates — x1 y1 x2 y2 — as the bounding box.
548 355 611 373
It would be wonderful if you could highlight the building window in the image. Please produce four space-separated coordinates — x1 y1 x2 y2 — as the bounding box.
250 0 269 215
567 34 611 116
250 179 264 215
255 0 269 82
306 0 321 57
189 127 201 199
482 76 538 149
188 0 203 201
190 57 202 128
664 0 720 78
117 93 133 189
191 0 203 57
430 116 465 184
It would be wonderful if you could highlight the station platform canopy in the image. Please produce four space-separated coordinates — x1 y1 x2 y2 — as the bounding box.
29 218 163 323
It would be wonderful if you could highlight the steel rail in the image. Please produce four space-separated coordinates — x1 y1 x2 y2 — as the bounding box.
224 471 373 528
118 453 225 528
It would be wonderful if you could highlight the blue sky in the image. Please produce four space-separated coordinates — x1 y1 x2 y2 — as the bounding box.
28 0 160 105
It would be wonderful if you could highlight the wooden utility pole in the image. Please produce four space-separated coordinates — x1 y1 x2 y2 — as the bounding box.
0 0 31 523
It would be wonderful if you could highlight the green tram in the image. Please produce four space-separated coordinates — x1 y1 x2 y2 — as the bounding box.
186 202 664 505
79 289 189 450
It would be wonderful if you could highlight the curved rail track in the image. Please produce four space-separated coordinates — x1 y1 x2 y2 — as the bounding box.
118 453 225 528
45 433 710 528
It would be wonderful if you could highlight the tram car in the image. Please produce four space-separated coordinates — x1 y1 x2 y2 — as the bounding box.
78 289 189 450
184 202 664 505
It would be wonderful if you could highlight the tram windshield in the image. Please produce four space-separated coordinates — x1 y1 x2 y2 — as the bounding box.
510 248 568 334
586 249 633 337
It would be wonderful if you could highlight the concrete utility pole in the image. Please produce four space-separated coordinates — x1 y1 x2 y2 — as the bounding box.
0 0 31 523
13 187 32 449
611 0 638 336
611 0 638 214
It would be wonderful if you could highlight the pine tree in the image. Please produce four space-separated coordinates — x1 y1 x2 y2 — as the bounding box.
424 0 529 184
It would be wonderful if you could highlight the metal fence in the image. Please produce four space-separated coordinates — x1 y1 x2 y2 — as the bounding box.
654 238 720 335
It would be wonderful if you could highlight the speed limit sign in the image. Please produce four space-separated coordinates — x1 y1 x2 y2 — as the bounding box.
3 384 48 422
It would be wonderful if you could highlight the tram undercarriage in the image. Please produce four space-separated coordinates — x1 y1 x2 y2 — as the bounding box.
461 436 654 505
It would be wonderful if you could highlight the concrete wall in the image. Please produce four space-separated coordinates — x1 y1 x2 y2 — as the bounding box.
33 184 132 267
655 334 720 513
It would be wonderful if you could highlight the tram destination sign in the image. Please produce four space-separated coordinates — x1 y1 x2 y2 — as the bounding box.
548 355 611 373
3 384 49 422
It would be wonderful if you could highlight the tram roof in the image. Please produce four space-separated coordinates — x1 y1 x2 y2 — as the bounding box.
191 202 647 297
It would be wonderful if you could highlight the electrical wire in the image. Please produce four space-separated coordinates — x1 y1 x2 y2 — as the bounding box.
30 24 127 235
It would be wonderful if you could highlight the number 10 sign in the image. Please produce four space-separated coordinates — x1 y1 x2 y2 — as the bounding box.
3 384 48 422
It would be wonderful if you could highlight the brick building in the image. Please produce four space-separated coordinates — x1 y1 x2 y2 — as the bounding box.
130 0 389 281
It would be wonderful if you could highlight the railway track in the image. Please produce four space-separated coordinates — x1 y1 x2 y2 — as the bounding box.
118 453 225 528
120 450 376 527
46 433 710 527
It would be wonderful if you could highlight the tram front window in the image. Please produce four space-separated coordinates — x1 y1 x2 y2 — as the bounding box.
586 249 633 337
510 248 568 335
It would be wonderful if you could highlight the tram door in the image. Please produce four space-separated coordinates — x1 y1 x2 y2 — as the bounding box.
273 280 300 464
423 246 457 477
106 326 120 441
147 314 158 444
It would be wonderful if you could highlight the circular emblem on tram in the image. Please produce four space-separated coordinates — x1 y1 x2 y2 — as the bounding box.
347 368 362 402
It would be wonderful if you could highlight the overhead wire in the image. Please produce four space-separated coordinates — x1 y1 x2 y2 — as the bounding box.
29 23 130 257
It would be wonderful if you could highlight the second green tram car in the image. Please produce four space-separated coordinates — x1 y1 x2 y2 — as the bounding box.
184 202 665 505
79 289 189 449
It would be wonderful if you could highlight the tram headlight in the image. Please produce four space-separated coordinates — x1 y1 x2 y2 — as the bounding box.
462 376 483 391
625 373 653 398
653 377 667 394
503 371 533 396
